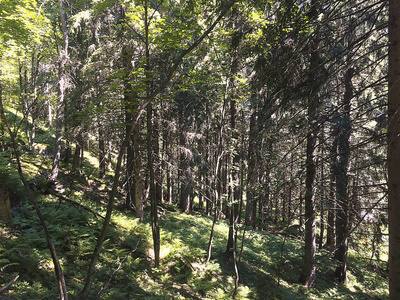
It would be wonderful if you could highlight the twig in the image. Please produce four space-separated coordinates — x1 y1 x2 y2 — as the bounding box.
97 240 141 298
48 190 128 230
0 274 19 294
48 190 105 221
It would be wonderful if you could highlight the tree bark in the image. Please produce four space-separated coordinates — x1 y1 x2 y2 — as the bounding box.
326 123 338 251
0 187 12 224
72 142 82 172
145 0 160 267
318 132 325 250
179 127 191 213
226 58 240 259
133 116 142 220
50 0 69 182
334 67 353 284
147 103 160 266
154 110 163 205
299 105 317 287
98 114 106 178
245 110 258 228
388 0 400 298
299 33 320 288
123 44 136 210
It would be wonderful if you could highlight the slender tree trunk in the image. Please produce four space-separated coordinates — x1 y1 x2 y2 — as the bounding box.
144 0 160 267
98 113 106 178
147 103 160 266
77 129 130 299
133 116 142 220
179 127 191 213
264 141 272 224
205 162 211 215
388 1 400 297
154 110 163 205
29 52 40 150
245 110 258 228
19 63 32 150
318 131 325 250
197 134 205 211
206 198 218 263
72 141 81 171
299 32 320 287
238 121 245 224
225 33 240 258
326 124 338 251
0 188 12 224
166 138 172 204
226 91 240 259
299 177 304 228
126 131 135 209
222 156 228 218
334 67 353 284
122 32 135 209
287 154 294 224
91 23 106 179
47 97 53 128
299 109 317 286
206 129 225 262
50 0 69 182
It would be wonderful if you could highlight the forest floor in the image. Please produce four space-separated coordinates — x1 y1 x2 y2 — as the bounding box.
0 115 389 299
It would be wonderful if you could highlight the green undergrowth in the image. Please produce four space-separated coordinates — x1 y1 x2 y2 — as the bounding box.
0 195 389 299
0 110 389 299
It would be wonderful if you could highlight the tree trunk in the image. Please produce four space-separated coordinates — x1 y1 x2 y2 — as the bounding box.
98 115 106 178
145 0 160 267
326 123 338 251
206 198 218 263
334 67 353 284
72 142 81 171
133 117 142 220
91 23 106 179
19 64 32 150
226 89 240 259
318 132 325 250
122 39 135 209
122 38 143 220
238 122 245 224
0 187 12 224
245 110 258 228
147 103 160 267
154 110 163 205
206 128 225 261
50 0 69 182
166 149 172 204
179 129 191 213
299 33 320 287
299 110 317 287
388 1 400 298
205 164 212 216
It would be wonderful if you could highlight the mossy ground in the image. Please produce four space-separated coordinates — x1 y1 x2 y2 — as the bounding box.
0 190 389 299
